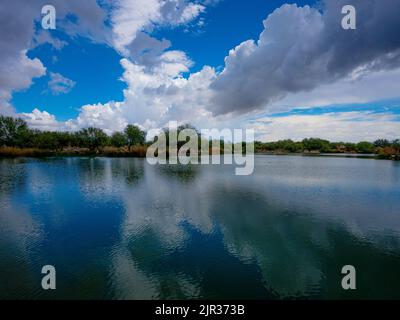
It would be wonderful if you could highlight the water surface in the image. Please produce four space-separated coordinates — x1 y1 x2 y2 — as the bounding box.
0 156 399 299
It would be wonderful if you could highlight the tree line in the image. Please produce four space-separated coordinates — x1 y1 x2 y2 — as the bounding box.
0 115 146 152
1 115 399 159
255 138 400 158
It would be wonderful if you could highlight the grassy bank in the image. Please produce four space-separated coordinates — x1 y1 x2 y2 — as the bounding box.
0 146 148 158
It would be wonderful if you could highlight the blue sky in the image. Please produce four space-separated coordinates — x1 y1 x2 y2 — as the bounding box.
269 99 400 118
13 36 126 120
2 0 400 141
13 0 317 119
153 0 317 72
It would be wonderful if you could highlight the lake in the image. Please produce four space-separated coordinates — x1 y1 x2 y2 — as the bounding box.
0 155 399 299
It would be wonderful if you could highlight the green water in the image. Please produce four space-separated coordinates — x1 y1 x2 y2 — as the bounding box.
0 156 399 299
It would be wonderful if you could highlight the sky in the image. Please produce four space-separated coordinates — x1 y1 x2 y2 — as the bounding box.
1 0 400 142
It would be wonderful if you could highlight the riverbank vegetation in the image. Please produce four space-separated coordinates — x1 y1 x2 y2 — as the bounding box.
0 116 399 160
0 116 147 157
254 138 400 160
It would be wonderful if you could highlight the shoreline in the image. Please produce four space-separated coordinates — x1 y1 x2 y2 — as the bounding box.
0 146 148 159
256 151 379 159
0 147 398 161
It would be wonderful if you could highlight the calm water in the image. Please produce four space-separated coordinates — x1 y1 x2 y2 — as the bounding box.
0 156 399 300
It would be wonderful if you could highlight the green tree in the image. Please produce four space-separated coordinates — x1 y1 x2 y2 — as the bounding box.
283 140 301 152
124 125 145 150
0 116 31 147
77 127 108 152
356 141 375 154
302 138 330 151
56 132 73 150
111 132 127 148
374 139 391 148
344 142 356 152
392 139 400 153
32 131 60 150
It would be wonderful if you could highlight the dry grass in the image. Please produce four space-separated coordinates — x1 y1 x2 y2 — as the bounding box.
0 147 53 157
0 146 148 158
377 147 400 160
101 146 148 157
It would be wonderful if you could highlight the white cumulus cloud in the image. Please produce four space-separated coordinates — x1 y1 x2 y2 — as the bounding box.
47 72 76 95
210 0 400 115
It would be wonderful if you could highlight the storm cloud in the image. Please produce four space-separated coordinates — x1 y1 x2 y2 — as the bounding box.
210 0 400 115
